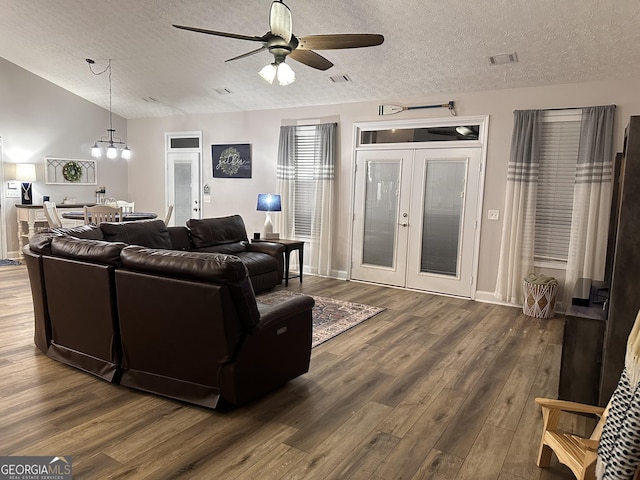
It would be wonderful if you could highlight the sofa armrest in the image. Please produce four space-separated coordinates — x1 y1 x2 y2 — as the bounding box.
535 398 606 417
219 294 314 405
247 242 285 283
254 295 315 333
247 241 285 258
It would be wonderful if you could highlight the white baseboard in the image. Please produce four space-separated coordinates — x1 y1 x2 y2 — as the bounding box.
474 290 520 308
475 289 566 314
331 269 348 280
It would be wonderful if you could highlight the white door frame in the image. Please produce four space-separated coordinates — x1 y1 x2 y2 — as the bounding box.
165 131 202 225
349 115 489 299
0 136 6 259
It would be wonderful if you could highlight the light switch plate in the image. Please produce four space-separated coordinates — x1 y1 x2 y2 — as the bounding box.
488 209 500 220
6 190 20 198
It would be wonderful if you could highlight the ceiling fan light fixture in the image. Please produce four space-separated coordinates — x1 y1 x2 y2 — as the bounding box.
276 62 295 85
456 126 473 136
174 1 384 84
259 63 278 84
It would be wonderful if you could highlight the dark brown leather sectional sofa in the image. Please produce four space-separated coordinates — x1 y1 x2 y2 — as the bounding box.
23 216 314 408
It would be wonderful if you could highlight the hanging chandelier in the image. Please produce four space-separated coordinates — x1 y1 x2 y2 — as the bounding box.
87 58 132 160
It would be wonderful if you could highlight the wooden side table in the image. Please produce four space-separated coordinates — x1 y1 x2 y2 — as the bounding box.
254 238 304 287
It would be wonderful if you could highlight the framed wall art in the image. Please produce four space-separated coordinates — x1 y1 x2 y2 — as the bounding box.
211 144 252 178
45 157 97 185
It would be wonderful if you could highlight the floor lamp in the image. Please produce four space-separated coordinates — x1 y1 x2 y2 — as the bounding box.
257 193 281 239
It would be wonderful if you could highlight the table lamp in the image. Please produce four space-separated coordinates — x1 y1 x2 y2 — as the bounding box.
257 193 281 239
15 163 36 205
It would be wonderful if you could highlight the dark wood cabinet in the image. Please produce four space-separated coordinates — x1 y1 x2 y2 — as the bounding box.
559 116 640 407
559 281 607 405
599 115 640 405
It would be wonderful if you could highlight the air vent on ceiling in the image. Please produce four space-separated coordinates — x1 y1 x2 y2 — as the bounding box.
214 87 233 95
141 96 159 103
488 52 518 66
329 74 351 83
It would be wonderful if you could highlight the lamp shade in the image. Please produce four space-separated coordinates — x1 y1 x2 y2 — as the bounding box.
256 193 281 212
276 62 295 86
15 163 36 182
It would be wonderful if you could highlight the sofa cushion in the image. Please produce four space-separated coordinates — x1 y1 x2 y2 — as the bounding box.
100 219 171 249
50 237 126 266
187 215 249 250
120 247 260 329
28 224 104 255
52 224 105 240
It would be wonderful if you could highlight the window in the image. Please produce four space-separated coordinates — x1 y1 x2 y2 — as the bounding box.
534 111 582 263
277 122 336 275
290 125 318 239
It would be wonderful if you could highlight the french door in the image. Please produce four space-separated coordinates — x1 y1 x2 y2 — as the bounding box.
351 147 481 297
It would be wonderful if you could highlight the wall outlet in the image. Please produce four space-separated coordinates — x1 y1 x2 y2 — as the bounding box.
488 209 500 220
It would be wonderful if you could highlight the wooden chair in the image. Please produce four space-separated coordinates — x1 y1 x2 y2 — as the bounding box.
535 398 608 480
537 307 640 480
83 205 123 225
43 201 63 228
116 200 135 213
164 204 174 225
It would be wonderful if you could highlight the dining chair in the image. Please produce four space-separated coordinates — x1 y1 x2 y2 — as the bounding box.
43 201 63 228
116 200 135 213
164 205 174 225
84 205 123 225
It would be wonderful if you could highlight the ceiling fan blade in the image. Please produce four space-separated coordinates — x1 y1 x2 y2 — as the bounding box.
297 34 384 50
289 49 334 71
270 1 292 42
225 46 268 63
173 24 264 42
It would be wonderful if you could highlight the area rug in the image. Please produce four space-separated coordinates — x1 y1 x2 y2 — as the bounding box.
257 290 385 348
0 259 21 266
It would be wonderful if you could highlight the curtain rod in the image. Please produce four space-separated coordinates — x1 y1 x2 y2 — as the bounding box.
286 122 338 128
544 104 616 112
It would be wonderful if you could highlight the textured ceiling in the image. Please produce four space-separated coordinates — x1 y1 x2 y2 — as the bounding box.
1 0 639 119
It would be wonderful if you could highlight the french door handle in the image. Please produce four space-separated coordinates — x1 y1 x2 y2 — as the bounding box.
399 222 408 227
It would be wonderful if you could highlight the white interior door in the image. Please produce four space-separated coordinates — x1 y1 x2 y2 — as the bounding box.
351 150 413 287
167 151 201 226
351 147 481 297
405 148 480 296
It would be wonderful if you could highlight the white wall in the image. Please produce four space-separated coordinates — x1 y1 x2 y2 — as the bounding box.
128 76 640 297
0 57 128 258
4 55 638 298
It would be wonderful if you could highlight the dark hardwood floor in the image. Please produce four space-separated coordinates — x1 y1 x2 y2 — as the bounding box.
0 265 589 479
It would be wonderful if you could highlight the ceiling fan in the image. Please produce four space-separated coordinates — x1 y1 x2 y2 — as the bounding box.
173 0 384 85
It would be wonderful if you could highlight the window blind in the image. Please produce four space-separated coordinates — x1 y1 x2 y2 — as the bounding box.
291 126 319 239
534 114 581 262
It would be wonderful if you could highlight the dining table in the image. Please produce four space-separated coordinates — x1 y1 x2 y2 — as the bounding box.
61 211 158 222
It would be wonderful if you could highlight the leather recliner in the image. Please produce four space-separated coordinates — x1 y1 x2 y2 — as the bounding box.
115 246 314 407
186 215 285 293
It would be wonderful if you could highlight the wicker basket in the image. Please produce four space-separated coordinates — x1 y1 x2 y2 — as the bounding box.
523 279 558 319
